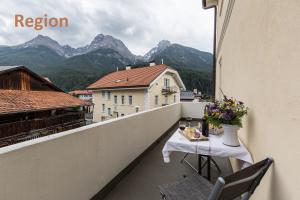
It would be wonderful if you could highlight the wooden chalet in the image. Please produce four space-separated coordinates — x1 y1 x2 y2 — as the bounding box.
0 66 88 147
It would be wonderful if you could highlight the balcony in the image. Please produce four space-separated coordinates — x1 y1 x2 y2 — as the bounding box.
0 112 85 147
0 102 233 200
161 86 177 95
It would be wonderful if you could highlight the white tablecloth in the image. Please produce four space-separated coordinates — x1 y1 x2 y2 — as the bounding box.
162 129 253 166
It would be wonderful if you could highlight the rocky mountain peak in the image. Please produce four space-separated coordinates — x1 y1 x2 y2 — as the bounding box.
89 34 134 60
143 40 172 61
157 40 171 48
17 34 66 56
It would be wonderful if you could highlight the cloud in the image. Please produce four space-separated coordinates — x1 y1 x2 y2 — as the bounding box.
0 0 214 55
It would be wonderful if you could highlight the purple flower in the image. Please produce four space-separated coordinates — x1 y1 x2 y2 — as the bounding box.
223 109 234 121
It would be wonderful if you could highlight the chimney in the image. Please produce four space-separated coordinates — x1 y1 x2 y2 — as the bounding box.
125 65 131 70
149 60 156 67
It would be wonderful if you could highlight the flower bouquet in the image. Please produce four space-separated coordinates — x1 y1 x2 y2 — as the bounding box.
204 95 248 146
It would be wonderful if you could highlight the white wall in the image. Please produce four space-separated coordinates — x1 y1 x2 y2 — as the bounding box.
214 0 300 199
0 103 181 200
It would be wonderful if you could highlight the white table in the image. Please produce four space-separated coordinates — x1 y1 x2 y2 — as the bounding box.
162 129 253 179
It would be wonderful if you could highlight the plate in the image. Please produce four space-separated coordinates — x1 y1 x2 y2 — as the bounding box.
181 127 209 141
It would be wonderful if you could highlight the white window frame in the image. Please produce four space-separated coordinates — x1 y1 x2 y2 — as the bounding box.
164 78 170 87
129 95 133 105
155 95 159 105
121 95 125 104
114 95 118 104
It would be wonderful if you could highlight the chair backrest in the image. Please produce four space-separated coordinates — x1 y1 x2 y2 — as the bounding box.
208 157 273 200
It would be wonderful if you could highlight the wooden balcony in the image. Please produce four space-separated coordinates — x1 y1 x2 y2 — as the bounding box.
0 112 85 147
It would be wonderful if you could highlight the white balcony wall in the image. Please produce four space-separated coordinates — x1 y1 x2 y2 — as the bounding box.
0 103 181 200
181 102 209 119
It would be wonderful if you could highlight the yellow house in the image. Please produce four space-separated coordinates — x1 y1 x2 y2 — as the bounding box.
88 63 185 121
203 0 300 199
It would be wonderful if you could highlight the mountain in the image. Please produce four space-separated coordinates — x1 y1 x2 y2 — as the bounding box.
0 35 213 95
0 45 65 72
12 34 136 60
82 34 135 61
144 40 171 61
144 41 212 71
15 35 67 57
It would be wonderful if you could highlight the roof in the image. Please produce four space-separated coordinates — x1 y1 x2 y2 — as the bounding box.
0 66 21 72
180 91 195 100
0 65 63 92
69 90 93 95
87 64 169 90
0 90 88 115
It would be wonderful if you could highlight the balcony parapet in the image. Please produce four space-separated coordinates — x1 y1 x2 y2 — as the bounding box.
162 86 177 95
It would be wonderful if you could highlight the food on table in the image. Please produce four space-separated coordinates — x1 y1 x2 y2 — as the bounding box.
194 131 201 138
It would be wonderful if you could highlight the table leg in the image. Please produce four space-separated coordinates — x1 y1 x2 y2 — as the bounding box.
207 156 211 181
198 155 202 175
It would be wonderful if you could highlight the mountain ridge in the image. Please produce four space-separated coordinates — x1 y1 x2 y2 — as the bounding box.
0 34 213 95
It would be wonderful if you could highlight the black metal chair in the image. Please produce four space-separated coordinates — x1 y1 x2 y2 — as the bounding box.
159 157 273 200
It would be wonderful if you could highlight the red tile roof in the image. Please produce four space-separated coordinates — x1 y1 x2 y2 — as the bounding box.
0 90 88 115
87 64 169 89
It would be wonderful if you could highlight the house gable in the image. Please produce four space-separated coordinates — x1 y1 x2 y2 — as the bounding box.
0 66 62 92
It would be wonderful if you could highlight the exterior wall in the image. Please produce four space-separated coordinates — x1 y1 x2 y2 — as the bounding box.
78 94 93 101
214 1 300 199
0 69 56 91
93 89 146 122
0 103 182 200
148 72 180 108
92 71 182 122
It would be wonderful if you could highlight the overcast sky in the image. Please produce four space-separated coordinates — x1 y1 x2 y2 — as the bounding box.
0 0 214 55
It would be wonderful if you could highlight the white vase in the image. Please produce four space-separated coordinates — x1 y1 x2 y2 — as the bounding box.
222 124 240 147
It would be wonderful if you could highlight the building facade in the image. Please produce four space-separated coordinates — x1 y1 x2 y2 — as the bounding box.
0 66 88 147
88 64 185 121
69 90 93 101
203 0 300 199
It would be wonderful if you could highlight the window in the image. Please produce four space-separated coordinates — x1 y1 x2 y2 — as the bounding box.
165 96 168 104
135 107 139 113
173 95 176 103
121 95 125 104
129 95 133 105
121 114 125 117
164 78 170 87
102 91 105 98
114 111 119 117
114 95 118 104
155 95 159 105
108 108 111 115
107 91 111 100
102 104 105 112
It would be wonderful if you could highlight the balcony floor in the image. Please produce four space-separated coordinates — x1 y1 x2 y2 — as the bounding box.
102 125 234 200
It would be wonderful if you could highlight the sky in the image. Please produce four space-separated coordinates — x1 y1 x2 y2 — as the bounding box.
0 0 214 55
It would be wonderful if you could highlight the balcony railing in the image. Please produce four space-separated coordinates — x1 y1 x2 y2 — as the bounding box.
162 86 177 95
0 102 207 200
0 112 85 143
